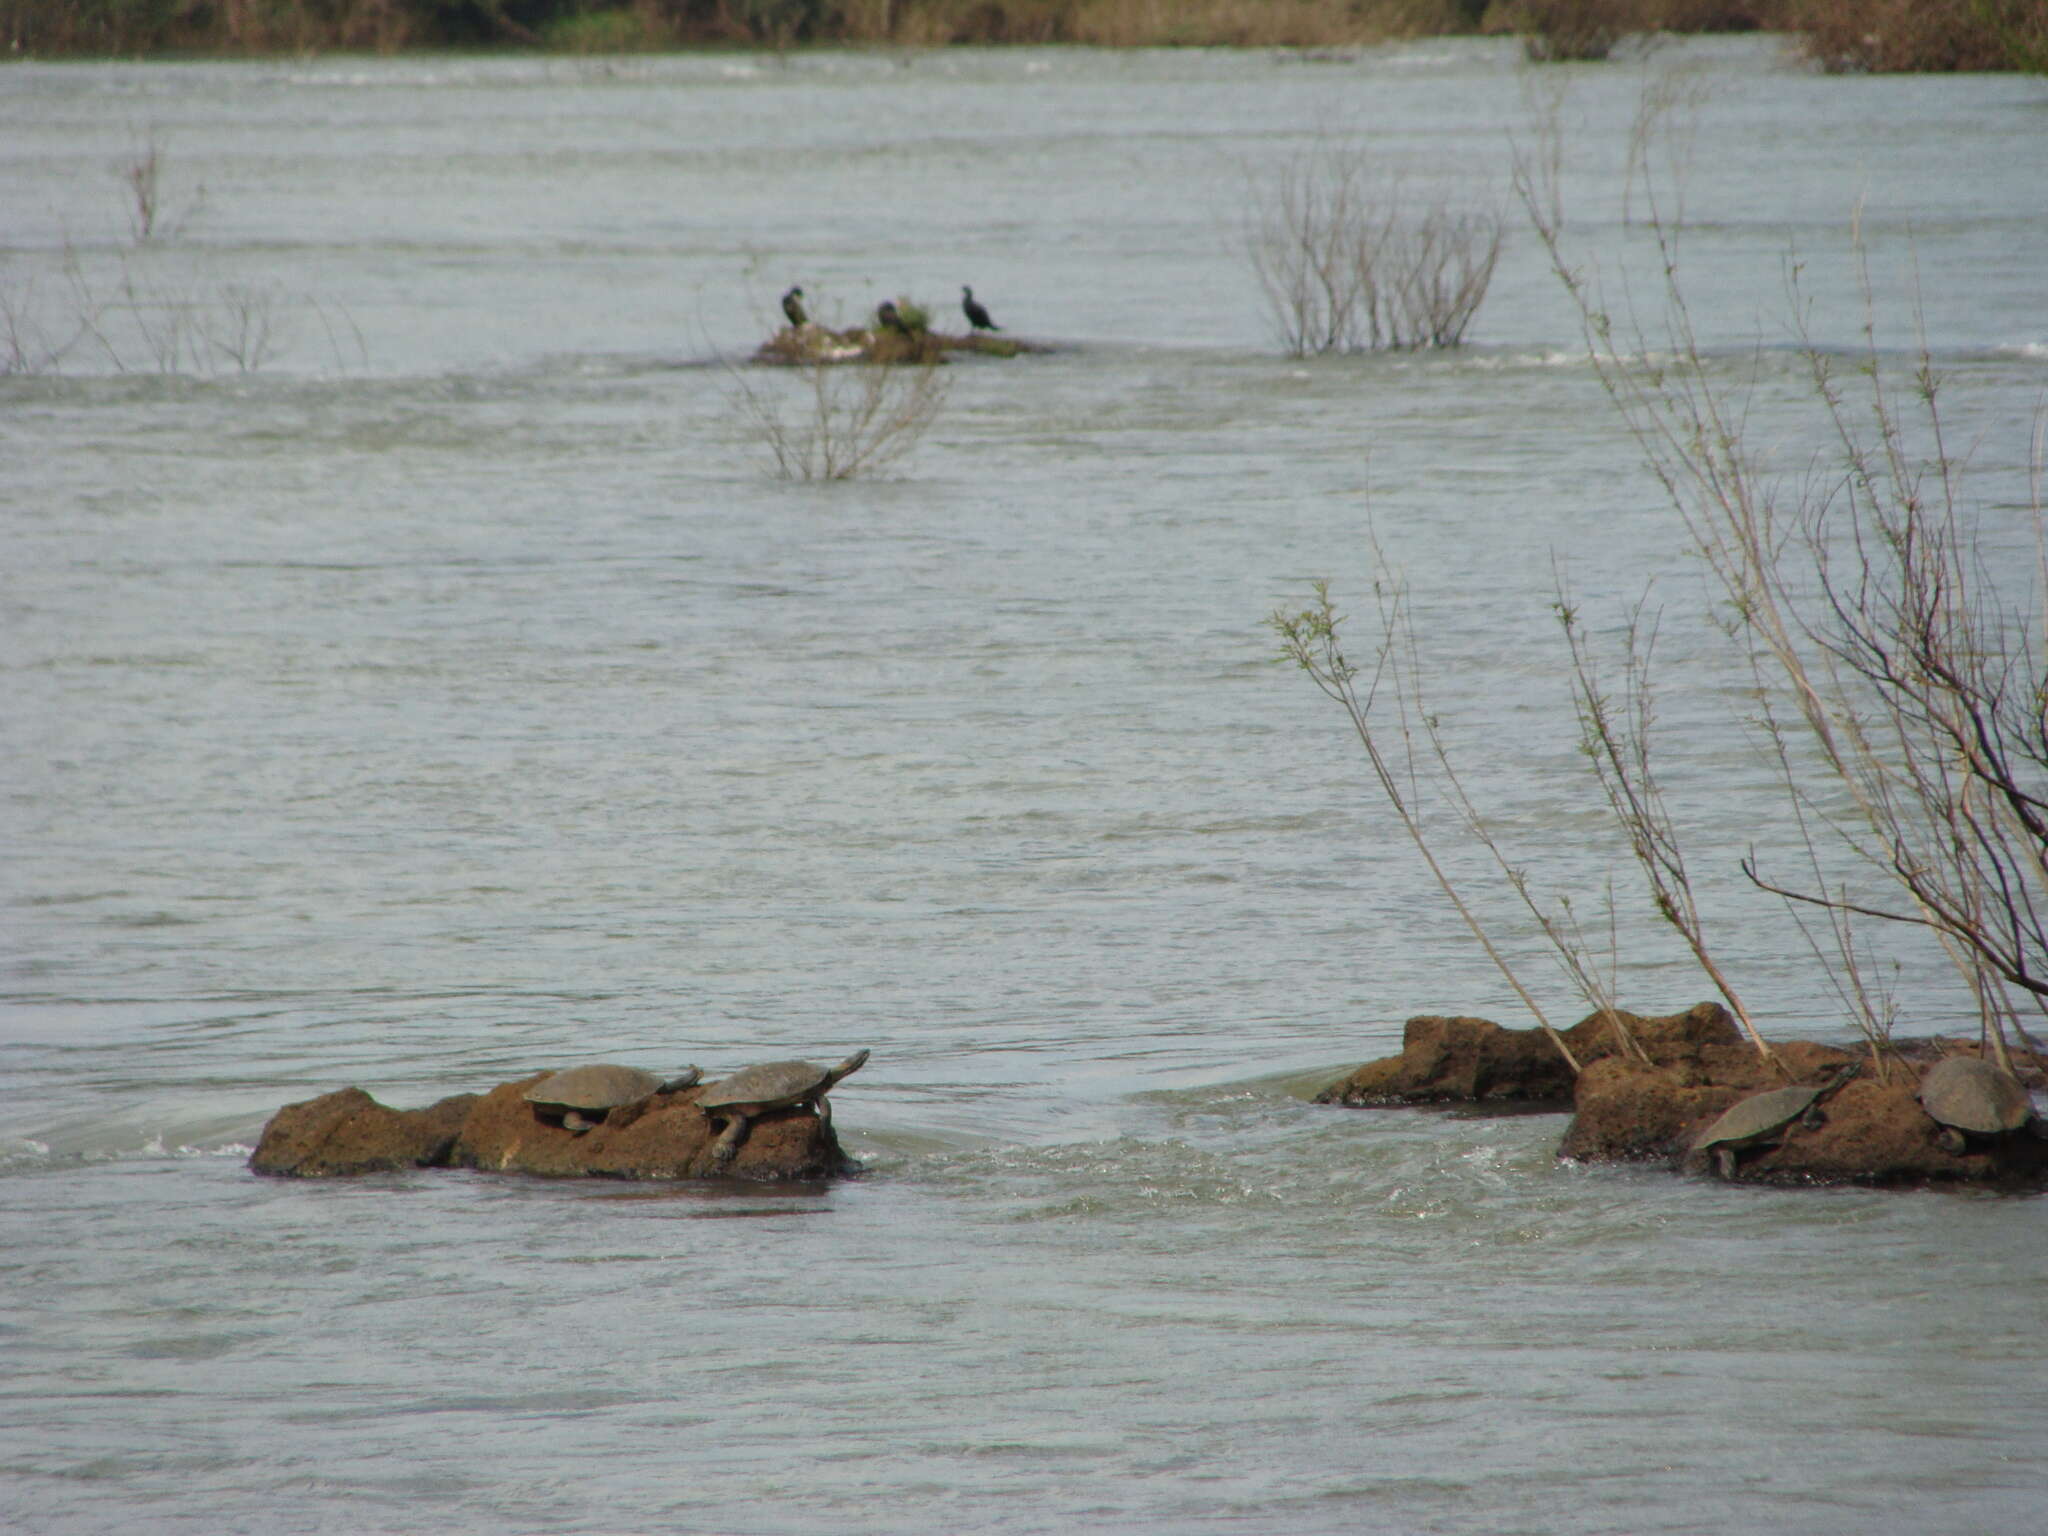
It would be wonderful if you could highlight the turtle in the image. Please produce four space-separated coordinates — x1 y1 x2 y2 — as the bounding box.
698 1048 869 1167
1918 1056 2034 1154
523 1064 702 1134
1691 1064 1859 1179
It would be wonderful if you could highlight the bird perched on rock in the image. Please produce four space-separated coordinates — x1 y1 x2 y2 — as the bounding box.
781 286 807 327
961 285 1000 332
876 299 910 335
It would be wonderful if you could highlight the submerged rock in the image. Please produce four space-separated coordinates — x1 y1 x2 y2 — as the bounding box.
250 1071 857 1182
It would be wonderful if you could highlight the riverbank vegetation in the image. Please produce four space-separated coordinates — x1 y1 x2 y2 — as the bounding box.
5 0 2043 71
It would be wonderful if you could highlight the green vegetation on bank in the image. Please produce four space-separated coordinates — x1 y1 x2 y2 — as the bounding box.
4 0 2042 71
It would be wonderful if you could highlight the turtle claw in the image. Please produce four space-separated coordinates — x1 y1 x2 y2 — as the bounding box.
710 1118 748 1168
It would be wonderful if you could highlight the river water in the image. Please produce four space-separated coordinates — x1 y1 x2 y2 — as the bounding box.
4 36 2046 1536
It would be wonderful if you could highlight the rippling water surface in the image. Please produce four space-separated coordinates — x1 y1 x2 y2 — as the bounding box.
4 37 2046 1535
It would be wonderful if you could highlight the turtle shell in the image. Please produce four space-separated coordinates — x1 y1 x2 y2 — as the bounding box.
524 1064 664 1113
1918 1057 2032 1135
1692 1082 1827 1154
699 1049 868 1115
699 1060 832 1115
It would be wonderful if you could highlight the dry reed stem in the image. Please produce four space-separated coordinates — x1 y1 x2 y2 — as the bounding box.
1517 76 2048 1066
1270 576 1585 1075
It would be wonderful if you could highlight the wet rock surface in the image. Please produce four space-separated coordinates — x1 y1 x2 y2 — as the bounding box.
250 1073 856 1182
1319 1002 2048 1188
1313 1001 1741 1107
247 1087 478 1178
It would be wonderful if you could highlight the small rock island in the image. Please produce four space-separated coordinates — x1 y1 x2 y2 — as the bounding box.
1319 1002 2048 1188
250 1056 866 1182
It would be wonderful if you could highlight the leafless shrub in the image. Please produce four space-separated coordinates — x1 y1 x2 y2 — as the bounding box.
198 282 287 373
0 260 100 376
116 132 205 245
123 139 164 242
1270 574 1593 1075
1556 583 1779 1061
1518 84 2048 1071
1247 144 1502 356
730 355 949 481
4 246 321 378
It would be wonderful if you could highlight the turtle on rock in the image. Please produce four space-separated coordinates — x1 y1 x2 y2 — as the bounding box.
1918 1056 2035 1154
699 1049 869 1168
523 1064 702 1134
1691 1064 1859 1179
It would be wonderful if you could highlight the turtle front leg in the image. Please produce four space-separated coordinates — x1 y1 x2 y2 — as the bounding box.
711 1114 750 1168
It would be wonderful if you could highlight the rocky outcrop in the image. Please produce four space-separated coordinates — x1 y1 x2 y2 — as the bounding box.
449 1074 849 1182
247 1087 477 1178
250 1074 856 1182
1314 1001 1743 1107
1571 1049 2048 1185
1558 1037 1854 1163
752 322 1036 366
1319 1004 2048 1187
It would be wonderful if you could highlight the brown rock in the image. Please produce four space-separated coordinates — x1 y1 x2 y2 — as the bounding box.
250 1071 859 1183
1686 1067 2048 1186
1560 1044 2048 1185
1317 1001 2047 1183
1315 1001 1748 1108
1559 1057 1741 1163
1315 1014 1571 1105
448 1075 853 1182
249 1087 477 1177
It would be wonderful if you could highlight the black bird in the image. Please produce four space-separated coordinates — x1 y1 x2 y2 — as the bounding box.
961 285 1000 332
781 286 807 327
876 299 909 335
